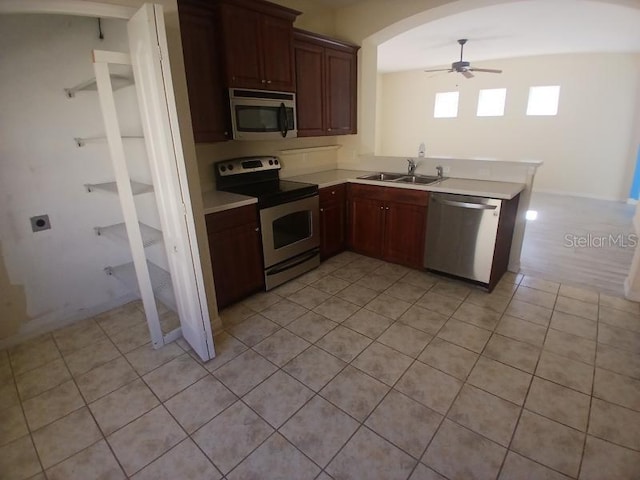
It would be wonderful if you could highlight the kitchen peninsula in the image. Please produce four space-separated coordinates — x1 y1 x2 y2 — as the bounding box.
202 155 540 308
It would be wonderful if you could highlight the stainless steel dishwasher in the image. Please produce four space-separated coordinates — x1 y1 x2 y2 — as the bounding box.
424 192 502 285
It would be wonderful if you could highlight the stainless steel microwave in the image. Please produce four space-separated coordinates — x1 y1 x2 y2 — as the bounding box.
229 88 297 140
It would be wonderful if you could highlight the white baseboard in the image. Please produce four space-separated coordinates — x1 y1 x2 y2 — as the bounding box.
627 198 638 205
0 292 138 350
532 188 625 203
624 277 640 302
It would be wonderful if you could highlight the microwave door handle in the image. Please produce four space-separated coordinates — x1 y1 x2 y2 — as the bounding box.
279 102 287 138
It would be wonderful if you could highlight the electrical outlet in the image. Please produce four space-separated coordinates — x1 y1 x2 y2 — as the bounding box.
30 215 51 232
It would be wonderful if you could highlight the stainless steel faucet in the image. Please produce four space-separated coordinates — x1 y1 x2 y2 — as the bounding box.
436 165 443 179
407 158 417 176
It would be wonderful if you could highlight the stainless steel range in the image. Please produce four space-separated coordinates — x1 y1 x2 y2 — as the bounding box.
215 156 320 290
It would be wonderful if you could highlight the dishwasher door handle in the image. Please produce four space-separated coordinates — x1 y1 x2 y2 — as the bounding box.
433 198 498 210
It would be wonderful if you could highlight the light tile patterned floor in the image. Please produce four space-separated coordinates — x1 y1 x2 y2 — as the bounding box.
2 252 640 479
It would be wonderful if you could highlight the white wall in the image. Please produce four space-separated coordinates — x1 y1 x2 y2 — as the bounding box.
0 14 162 342
377 53 640 201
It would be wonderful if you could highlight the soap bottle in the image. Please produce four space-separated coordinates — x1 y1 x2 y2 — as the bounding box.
418 142 426 158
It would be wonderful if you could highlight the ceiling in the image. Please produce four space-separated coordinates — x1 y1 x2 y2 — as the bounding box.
310 0 363 7
378 1 640 73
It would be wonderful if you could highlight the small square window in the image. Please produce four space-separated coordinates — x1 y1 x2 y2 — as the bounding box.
434 91 459 118
527 86 560 116
477 88 506 117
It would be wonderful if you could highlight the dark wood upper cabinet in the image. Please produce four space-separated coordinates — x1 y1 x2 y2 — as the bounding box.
294 30 359 137
218 3 262 89
260 15 297 91
178 0 299 143
178 3 230 143
325 48 356 135
217 0 298 91
294 41 325 137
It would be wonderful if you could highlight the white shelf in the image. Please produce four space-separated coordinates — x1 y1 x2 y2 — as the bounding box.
85 181 153 196
75 136 143 147
95 222 162 248
65 74 133 98
105 260 176 312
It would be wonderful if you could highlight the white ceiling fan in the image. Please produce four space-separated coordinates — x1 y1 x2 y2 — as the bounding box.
424 39 502 78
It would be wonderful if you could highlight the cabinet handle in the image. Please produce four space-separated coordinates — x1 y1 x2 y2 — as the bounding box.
386 206 389 210
331 190 336 195
328 128 332 132
320 208 324 212
266 80 272 84
379 206 384 210
261 79 266 84
255 227 259 232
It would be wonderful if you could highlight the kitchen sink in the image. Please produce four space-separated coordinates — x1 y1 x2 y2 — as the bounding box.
358 172 445 185
396 175 444 185
358 172 406 181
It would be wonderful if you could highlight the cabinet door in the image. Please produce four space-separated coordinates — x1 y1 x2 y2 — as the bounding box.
294 41 325 137
219 4 263 89
319 186 346 259
348 196 384 258
178 5 230 142
209 222 263 309
260 15 295 91
325 47 357 135
383 202 427 268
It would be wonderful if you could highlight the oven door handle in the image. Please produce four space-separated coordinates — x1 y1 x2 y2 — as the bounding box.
266 249 318 276
278 102 288 138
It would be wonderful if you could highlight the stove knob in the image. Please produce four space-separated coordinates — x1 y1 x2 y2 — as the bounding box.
228 164 234 170
268 159 273 165
274 159 279 165
220 165 226 172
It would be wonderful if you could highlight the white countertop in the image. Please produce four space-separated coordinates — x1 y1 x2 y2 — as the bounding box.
289 169 525 200
202 189 257 215
203 169 526 214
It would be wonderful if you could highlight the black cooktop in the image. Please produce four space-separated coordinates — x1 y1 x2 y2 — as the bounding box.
214 157 318 208
222 179 318 208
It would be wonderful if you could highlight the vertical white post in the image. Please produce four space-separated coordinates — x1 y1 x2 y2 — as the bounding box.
93 56 163 348
128 4 214 360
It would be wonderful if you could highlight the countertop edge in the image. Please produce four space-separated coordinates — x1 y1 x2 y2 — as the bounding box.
291 170 525 200
202 196 257 215
203 169 526 214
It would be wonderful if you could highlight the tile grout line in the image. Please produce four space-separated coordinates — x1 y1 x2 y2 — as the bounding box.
576 295 601 478
493 280 553 478
49 327 132 479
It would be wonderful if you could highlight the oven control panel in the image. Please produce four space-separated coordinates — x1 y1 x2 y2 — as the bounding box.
216 156 280 176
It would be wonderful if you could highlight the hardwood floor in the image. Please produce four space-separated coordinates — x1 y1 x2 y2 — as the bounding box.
520 192 637 296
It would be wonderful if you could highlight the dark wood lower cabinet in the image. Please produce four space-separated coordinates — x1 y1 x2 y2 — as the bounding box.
347 184 428 269
319 184 347 260
206 205 264 309
384 201 428 267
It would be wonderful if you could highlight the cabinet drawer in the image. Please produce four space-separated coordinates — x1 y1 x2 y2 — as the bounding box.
386 188 429 207
347 183 387 202
206 204 258 234
319 184 346 205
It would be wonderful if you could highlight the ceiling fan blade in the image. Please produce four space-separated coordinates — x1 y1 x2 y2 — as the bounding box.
424 68 451 73
469 68 502 74
461 70 474 79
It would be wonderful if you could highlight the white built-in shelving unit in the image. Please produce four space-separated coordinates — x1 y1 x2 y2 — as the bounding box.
64 73 133 98
66 51 180 349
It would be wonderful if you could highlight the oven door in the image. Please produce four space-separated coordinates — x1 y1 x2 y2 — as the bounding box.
260 195 319 268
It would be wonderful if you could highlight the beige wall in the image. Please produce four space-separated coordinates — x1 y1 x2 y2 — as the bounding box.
331 0 640 173
378 53 640 201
